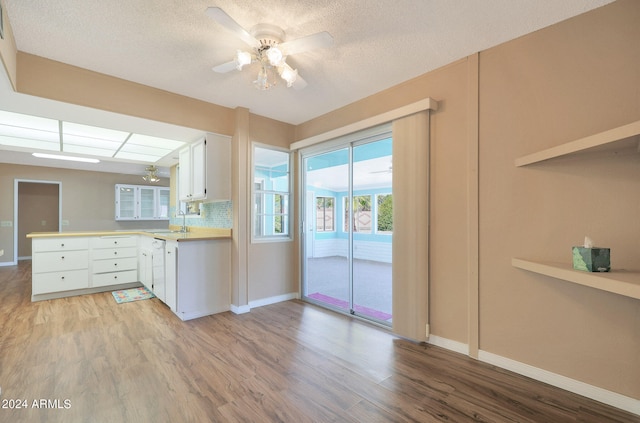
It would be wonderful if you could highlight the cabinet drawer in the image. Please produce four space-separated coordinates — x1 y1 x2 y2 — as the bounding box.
92 236 138 249
92 257 138 274
32 269 89 295
32 250 89 274
92 247 137 260
92 270 138 287
32 237 89 253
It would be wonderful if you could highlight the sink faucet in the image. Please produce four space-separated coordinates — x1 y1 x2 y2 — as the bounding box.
178 210 187 233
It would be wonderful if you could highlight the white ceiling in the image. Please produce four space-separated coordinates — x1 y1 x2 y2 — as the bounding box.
1 0 615 173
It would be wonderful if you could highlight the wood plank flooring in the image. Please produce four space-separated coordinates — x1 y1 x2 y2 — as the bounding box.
1 261 638 422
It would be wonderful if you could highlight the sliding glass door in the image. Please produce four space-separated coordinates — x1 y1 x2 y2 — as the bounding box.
302 131 393 325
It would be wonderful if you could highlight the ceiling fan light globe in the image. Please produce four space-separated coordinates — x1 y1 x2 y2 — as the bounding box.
266 47 283 66
235 50 252 71
279 65 298 87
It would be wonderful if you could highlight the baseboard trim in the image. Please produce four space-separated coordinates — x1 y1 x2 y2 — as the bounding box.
427 335 469 355
230 304 251 315
0 261 17 267
249 292 298 309
478 350 640 416
424 336 638 416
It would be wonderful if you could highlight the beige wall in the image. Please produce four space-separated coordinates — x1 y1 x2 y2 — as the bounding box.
17 53 236 137
478 0 640 398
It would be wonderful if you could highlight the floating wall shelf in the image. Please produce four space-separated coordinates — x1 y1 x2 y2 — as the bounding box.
515 119 640 166
512 258 640 300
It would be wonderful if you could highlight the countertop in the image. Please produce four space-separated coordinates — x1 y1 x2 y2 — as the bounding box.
26 226 232 242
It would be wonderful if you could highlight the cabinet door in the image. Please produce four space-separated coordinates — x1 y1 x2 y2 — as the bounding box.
157 188 170 219
164 242 177 312
139 248 153 290
191 140 207 200
139 187 156 219
115 185 137 220
178 147 191 202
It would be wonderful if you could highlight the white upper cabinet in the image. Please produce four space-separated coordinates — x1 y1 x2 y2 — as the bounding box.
178 134 231 203
115 185 137 220
179 138 206 202
115 184 170 221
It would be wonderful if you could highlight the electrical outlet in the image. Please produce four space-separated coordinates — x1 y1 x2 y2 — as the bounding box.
0 221 12 227
0 249 4 257
41 220 47 226
62 220 70 226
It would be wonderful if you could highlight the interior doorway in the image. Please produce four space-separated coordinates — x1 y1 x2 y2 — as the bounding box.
14 180 61 262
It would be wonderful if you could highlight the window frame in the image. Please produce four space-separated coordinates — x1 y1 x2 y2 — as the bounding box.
315 196 335 233
343 194 373 233
251 143 293 243
375 192 393 235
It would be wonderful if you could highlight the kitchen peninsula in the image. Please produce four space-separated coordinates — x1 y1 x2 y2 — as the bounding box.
27 228 231 321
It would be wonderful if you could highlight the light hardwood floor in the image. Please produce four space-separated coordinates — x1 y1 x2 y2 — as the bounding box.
1 261 638 422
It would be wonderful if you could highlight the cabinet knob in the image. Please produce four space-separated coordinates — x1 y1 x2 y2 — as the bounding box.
61 276 65 280
61 256 65 260
114 251 118 255
61 244 65 247
114 263 118 267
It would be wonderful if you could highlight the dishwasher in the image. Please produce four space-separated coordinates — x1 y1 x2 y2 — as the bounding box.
151 238 166 302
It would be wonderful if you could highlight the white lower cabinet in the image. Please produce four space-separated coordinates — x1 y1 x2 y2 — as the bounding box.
139 236 153 291
30 233 230 316
163 239 230 321
31 237 90 296
165 241 177 312
150 239 166 302
90 236 139 288
31 235 144 301
32 269 89 295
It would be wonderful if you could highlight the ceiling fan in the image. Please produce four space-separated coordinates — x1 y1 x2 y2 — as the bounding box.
370 161 393 174
206 7 333 90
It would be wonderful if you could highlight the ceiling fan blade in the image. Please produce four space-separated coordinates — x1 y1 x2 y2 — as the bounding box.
279 31 333 56
205 7 260 48
212 60 237 73
292 73 308 90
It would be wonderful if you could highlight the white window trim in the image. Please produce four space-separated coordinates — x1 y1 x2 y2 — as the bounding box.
251 142 293 243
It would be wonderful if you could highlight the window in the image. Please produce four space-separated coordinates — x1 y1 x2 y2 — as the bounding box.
344 195 372 233
316 197 335 232
253 145 291 241
376 193 393 234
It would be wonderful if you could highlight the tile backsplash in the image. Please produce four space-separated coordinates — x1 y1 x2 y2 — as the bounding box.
170 201 233 229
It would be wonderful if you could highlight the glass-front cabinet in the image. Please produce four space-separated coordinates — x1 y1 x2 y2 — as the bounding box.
116 185 137 220
115 184 170 221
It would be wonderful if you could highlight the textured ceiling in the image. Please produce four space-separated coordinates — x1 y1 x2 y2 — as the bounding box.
5 0 615 127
